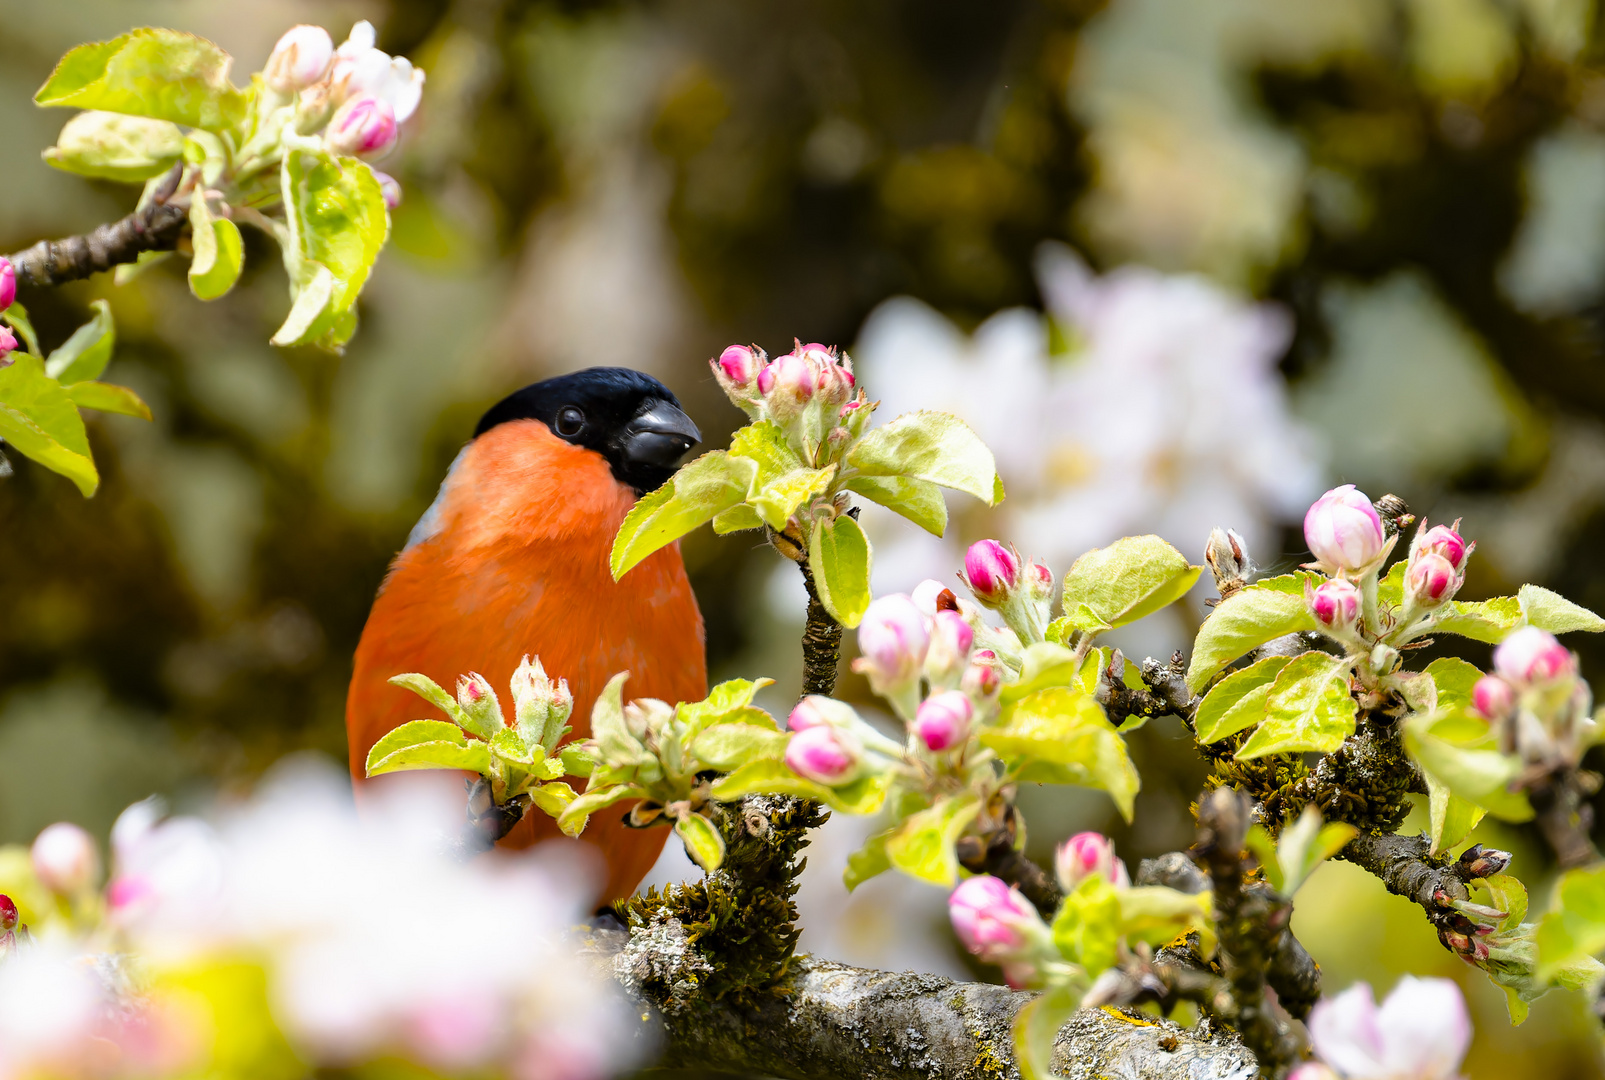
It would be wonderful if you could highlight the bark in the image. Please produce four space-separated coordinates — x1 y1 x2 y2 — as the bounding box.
589 925 1259 1080
798 560 844 698
7 168 187 287
1338 831 1469 911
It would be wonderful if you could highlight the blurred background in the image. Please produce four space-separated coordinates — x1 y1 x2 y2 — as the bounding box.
3 0 1605 1072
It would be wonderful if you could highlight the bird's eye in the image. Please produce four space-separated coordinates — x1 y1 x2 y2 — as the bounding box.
555 407 585 437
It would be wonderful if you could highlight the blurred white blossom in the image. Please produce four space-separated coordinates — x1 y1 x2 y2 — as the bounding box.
1307 975 1471 1080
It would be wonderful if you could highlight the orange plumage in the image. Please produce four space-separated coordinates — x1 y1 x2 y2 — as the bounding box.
347 410 707 902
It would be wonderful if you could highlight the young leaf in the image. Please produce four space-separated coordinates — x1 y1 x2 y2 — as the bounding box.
1431 596 1523 643
1244 824 1284 893
1424 656 1483 712
528 782 580 833
983 687 1138 820
272 150 389 349
44 110 184 182
1116 886 1213 949
712 503 765 534
752 465 837 530
690 723 788 770
0 354 98 496
844 829 893 891
387 672 471 731
35 30 250 132
1060 535 1202 631
1235 652 1357 760
365 719 492 777
1193 655 1290 743
1001 642 1082 704
1186 586 1316 694
728 419 802 482
2 301 41 356
1052 877 1122 976
1275 806 1358 894
65 382 152 421
190 214 244 301
611 451 757 579
557 784 649 836
1518 585 1605 634
1403 709 1533 822
675 813 727 872
808 513 873 628
1537 865 1605 981
884 793 982 886
676 678 777 734
1427 774 1485 856
1013 985 1080 1080
710 759 888 814
844 410 1000 504
45 300 115 384
844 475 948 536
365 719 468 769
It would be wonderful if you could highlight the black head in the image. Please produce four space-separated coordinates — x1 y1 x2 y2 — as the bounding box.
474 367 701 494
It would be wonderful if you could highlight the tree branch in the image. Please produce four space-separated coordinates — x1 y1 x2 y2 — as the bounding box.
587 924 1259 1080
7 168 187 288
798 559 844 698
1528 773 1600 869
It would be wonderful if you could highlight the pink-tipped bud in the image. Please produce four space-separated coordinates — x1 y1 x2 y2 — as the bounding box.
1028 562 1054 600
0 257 15 312
756 349 817 404
326 94 398 157
925 610 975 685
0 895 16 932
948 875 1040 962
784 725 862 785
963 654 1003 702
1308 579 1362 633
0 325 16 366
1304 484 1386 574
961 540 1022 606
31 823 99 897
1406 552 1459 607
371 168 403 208
914 691 973 751
787 695 837 732
715 345 762 389
1054 832 1130 892
1493 626 1576 686
265 24 335 94
1418 522 1469 569
1472 675 1515 719
855 594 931 686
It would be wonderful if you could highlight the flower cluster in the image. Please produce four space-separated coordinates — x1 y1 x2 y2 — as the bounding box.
1473 626 1594 774
0 762 633 1080
710 341 864 462
261 20 423 204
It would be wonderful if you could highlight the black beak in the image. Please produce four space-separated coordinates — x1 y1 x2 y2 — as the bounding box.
623 400 701 469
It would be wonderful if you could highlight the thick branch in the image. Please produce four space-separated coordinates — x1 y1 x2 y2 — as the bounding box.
589 925 1257 1080
7 169 187 287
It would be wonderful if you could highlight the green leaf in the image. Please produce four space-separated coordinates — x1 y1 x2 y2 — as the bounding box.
844 829 894 891
1425 656 1484 713
2 302 40 356
809 513 873 628
844 410 1000 504
272 150 389 350
44 110 184 182
1060 535 1203 632
690 723 789 770
1274 806 1358 894
611 451 757 579
983 687 1138 821
1248 571 1321 596
884 794 983 886
1375 560 1408 609
489 728 536 767
753 465 836 530
844 475 948 536
1236 652 1357 760
1427 774 1485 856
676 678 777 734
387 672 473 732
65 381 152 421
1519 585 1605 634
1403 708 1533 823
675 813 727 872
1186 586 1315 694
728 419 803 482
712 503 765 534
558 784 648 835
1537 865 1605 981
559 744 595 777
189 208 244 301
1001 642 1082 704
528 782 580 833
45 300 115 383
35 30 249 131
1117 886 1214 949
365 720 492 777
710 759 888 814
1052 876 1122 976
1193 655 1290 743
0 354 98 496
1245 825 1284 892
1013 985 1079 1080
1432 596 1524 643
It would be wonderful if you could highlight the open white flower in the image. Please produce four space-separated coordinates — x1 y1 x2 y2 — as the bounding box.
1308 976 1471 1080
329 20 425 124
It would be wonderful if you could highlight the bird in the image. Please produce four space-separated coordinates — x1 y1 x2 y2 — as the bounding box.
346 367 708 902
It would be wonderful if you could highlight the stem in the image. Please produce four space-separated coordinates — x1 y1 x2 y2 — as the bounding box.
1529 774 1600 869
798 560 844 698
7 167 187 288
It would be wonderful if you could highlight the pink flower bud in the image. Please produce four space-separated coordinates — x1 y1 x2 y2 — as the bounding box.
715 345 762 389
948 875 1040 962
914 691 973 751
326 94 398 157
0 257 15 312
1493 626 1576 686
1417 522 1469 569
265 24 335 94
0 325 16 366
371 168 403 208
787 695 835 732
854 594 930 686
961 540 1022 605
1054 832 1129 891
784 725 862 785
1471 675 1515 719
1308 579 1362 632
1406 552 1458 607
0 895 16 932
756 348 817 403
963 654 1003 701
1304 484 1386 574
31 822 99 896
925 610 975 685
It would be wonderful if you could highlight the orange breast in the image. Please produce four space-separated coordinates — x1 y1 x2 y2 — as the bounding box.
346 420 707 901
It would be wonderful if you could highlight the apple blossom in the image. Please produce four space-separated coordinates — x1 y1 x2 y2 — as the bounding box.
1054 832 1130 891
1493 626 1575 686
913 691 973 751
1405 552 1459 607
1472 675 1515 719
1304 484 1386 575
1308 579 1361 634
0 257 15 312
960 539 1021 606
785 725 863 785
326 95 398 158
1307 976 1470 1080
264 25 334 94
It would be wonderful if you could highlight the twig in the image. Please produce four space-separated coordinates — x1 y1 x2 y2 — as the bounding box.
798 559 844 697
7 167 187 287
1101 651 1197 724
956 806 1063 915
